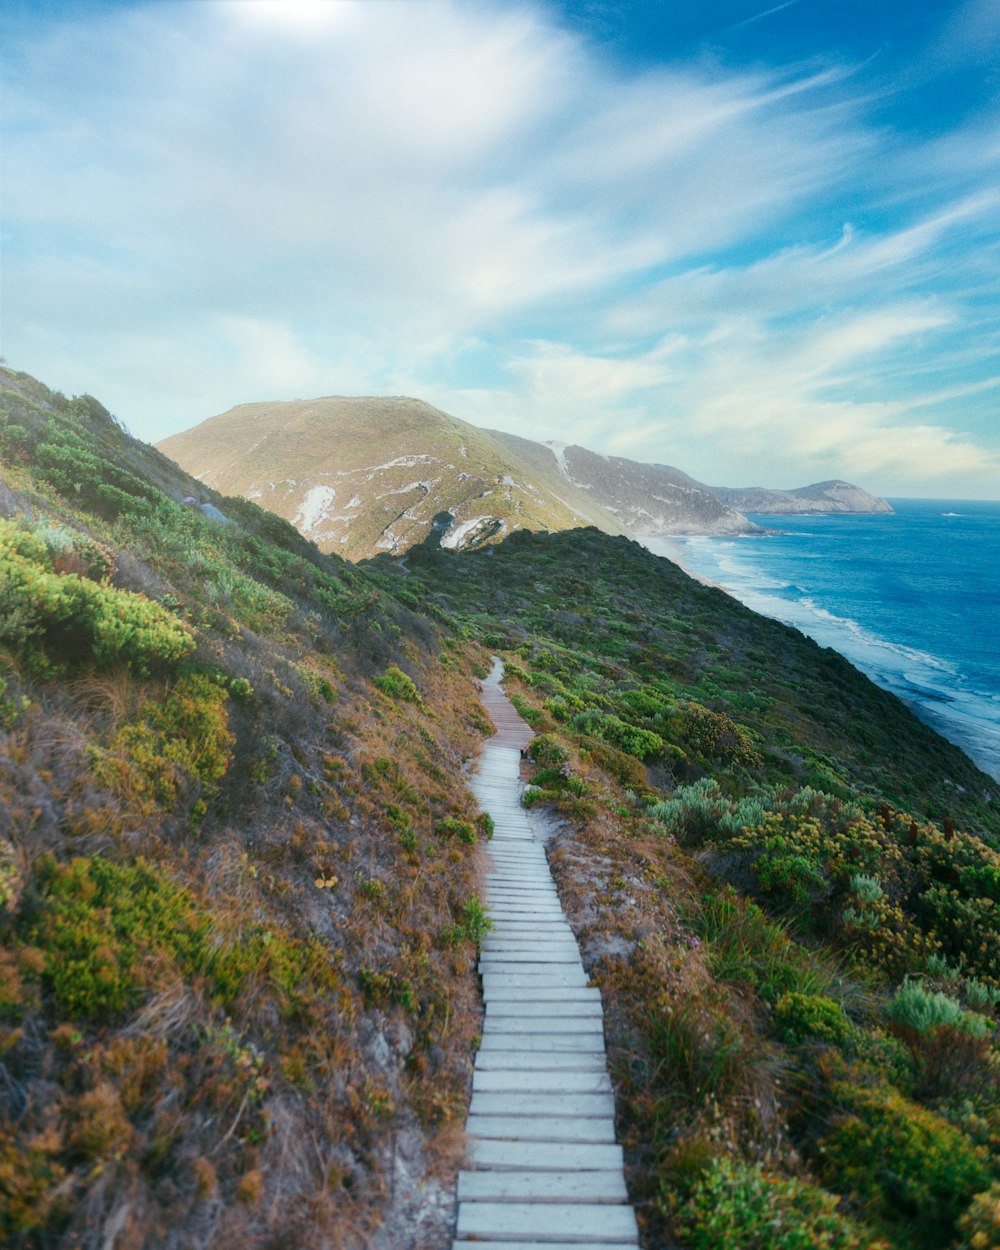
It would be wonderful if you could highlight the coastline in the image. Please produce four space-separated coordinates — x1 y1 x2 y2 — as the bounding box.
638 524 1000 787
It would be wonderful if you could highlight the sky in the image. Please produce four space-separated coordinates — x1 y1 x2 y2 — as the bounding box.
1 0 998 497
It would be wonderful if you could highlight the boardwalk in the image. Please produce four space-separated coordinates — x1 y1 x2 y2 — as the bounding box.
453 659 639 1249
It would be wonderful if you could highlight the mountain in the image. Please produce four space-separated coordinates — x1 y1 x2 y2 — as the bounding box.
711 478 894 514
3 365 995 1250
156 396 758 558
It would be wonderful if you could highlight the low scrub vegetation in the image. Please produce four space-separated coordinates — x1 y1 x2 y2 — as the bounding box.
3 369 997 1248
411 525 999 1250
0 370 494 1248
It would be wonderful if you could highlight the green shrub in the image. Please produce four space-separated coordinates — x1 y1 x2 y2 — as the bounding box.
672 700 762 769
850 874 884 903
955 1182 1000 1250
359 967 416 1011
819 1082 991 1247
753 849 828 908
886 979 991 1038
773 992 852 1046
29 854 213 1018
436 816 476 845
0 516 194 671
526 733 568 767
572 708 663 759
675 1157 882 1250
963 978 1000 1013
649 778 730 844
94 672 234 813
845 1029 915 1093
374 665 421 703
441 894 492 949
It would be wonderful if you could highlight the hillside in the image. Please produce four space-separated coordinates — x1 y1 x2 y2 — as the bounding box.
156 396 633 559
156 396 758 559
712 479 894 514
2 366 997 1250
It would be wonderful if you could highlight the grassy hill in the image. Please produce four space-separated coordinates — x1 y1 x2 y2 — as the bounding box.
2 367 997 1249
156 395 756 559
156 395 634 559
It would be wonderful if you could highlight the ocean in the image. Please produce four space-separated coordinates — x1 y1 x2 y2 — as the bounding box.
642 498 1000 784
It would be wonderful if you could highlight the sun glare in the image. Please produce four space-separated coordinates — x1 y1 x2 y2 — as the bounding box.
229 0 349 30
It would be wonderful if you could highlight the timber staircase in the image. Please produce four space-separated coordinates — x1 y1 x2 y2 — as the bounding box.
453 659 639 1249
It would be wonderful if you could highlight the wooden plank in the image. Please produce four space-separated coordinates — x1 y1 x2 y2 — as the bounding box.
464 1115 617 1144
481 945 582 959
485 1001 603 1019
480 951 583 965
481 970 590 989
477 1033 611 1054
482 987 601 1004
469 1091 616 1118
453 1241 638 1250
473 1051 608 1072
473 1069 611 1094
458 1169 628 1204
468 1139 624 1172
482 1017 603 1035
455 1201 638 1243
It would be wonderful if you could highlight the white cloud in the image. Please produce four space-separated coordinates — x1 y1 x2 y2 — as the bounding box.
1 0 998 495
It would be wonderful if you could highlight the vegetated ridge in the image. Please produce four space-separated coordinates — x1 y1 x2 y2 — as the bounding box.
711 479 894 515
2 366 997 1250
157 396 886 560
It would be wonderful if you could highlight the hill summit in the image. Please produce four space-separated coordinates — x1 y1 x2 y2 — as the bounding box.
158 396 886 559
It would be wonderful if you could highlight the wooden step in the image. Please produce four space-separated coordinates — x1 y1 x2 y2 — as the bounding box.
468 1139 624 1172
464 1115 618 1144
473 1070 611 1094
455 1201 639 1243
457 659 636 1248
470 1091 616 1119
458 1169 627 1204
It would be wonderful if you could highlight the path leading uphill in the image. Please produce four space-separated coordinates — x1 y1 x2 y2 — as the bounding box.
452 659 639 1249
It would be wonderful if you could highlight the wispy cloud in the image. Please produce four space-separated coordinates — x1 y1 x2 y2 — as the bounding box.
730 1 801 32
2 0 998 495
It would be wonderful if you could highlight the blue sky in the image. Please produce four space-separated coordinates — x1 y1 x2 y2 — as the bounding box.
2 0 998 497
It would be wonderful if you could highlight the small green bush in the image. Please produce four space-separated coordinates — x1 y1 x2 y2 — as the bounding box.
441 894 492 949
886 979 990 1038
672 700 762 769
955 1182 1000 1250
94 672 234 813
819 1082 991 1248
850 874 884 903
962 978 1000 1013
845 1029 915 1093
526 733 568 767
29 854 213 1018
436 816 476 845
374 665 421 703
675 1157 882 1250
572 708 663 759
773 992 852 1046
650 778 730 844
0 516 194 671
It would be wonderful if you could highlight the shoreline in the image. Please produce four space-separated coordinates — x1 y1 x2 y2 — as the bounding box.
637 531 1000 787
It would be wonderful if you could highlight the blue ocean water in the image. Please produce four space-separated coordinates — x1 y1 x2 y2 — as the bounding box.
643 499 1000 783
